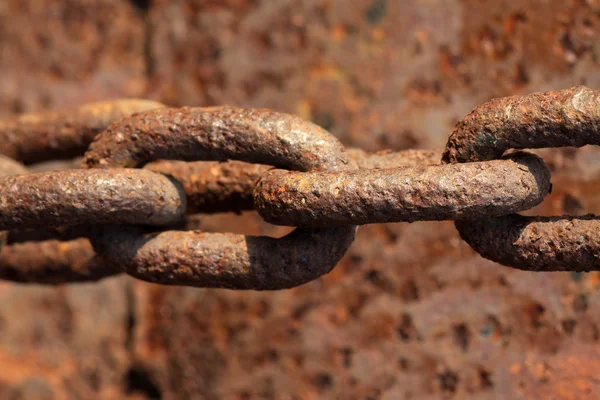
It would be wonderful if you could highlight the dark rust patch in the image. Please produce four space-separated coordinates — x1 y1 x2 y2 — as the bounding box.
146 160 271 214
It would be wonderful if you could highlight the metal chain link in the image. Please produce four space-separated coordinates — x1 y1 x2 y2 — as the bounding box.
0 85 597 289
444 86 600 272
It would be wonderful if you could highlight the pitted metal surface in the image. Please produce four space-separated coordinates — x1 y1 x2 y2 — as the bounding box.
255 152 551 227
443 86 600 163
0 169 186 230
0 90 598 289
3 2 600 398
456 214 600 271
83 106 353 172
82 105 357 290
444 86 600 270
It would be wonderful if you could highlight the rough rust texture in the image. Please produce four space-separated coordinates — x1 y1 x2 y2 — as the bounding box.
147 0 600 151
0 155 29 254
456 215 600 271
5 0 600 398
146 149 440 214
0 239 117 284
83 106 353 172
131 1 600 397
125 208 600 400
256 152 551 227
0 99 164 165
0 0 147 118
0 275 130 399
443 85 600 273
91 225 356 290
0 157 114 285
146 0 458 150
347 148 440 169
146 160 271 214
0 169 186 230
130 203 600 399
443 86 600 163
1 214 247 285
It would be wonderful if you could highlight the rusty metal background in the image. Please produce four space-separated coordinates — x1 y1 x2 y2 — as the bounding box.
2 1 600 399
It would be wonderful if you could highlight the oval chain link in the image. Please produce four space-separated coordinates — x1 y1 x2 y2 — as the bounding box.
83 106 357 290
444 86 600 271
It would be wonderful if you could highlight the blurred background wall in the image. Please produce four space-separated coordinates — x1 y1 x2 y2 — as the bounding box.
1 1 600 398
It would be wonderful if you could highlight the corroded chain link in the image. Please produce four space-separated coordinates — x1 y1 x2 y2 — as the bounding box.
443 86 600 271
0 85 597 289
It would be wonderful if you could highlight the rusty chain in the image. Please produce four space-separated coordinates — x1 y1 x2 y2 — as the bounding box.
0 85 597 289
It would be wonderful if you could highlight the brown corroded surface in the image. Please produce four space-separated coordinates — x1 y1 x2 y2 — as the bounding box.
0 169 186 230
256 152 551 227
91 225 356 290
83 106 354 172
146 160 271 214
443 86 600 163
3 0 600 399
0 0 148 118
130 207 600 399
0 1 146 397
0 276 131 399
145 149 440 215
457 215 600 271
145 0 600 150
